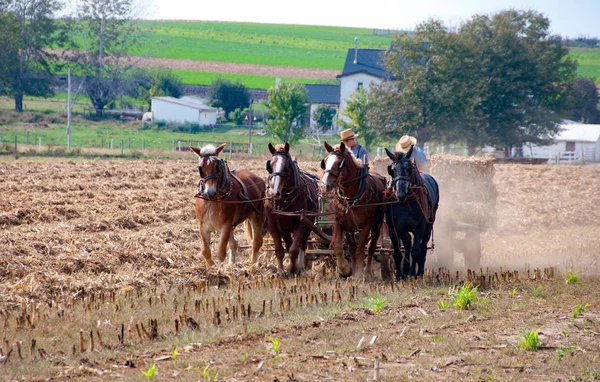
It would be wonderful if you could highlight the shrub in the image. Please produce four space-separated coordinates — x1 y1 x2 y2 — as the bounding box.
450 283 478 310
519 329 539 351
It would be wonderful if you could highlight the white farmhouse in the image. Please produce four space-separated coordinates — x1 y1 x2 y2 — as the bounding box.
528 120 600 162
151 96 218 126
305 40 390 128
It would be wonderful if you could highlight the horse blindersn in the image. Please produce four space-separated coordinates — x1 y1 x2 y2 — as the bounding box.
320 159 326 170
198 166 204 178
387 165 393 176
266 160 273 173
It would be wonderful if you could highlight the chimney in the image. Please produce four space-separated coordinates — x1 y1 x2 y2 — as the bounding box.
353 37 358 64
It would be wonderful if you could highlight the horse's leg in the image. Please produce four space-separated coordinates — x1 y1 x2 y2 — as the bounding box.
299 226 312 271
353 226 372 279
282 232 293 253
346 232 358 274
417 224 433 277
228 233 239 265
332 225 351 277
365 221 383 280
249 212 264 264
288 223 307 275
399 232 412 280
199 226 215 266
217 223 234 263
388 225 403 282
269 226 285 275
410 228 425 278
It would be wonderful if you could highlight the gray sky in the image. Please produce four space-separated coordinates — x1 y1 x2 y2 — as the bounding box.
149 0 599 38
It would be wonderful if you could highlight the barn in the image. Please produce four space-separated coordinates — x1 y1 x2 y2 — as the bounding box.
151 96 218 126
529 120 600 162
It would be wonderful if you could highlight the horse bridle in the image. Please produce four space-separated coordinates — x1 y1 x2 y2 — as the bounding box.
197 153 232 198
320 151 347 180
266 152 302 198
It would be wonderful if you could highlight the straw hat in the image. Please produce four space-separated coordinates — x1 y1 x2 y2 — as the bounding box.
395 135 417 153
339 128 359 141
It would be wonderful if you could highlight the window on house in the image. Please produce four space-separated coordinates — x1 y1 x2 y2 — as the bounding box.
566 142 575 151
357 82 363 90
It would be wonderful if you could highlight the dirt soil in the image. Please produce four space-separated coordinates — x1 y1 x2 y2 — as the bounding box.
0 158 599 380
48 49 339 79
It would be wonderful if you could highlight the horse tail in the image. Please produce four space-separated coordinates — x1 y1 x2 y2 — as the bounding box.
244 219 254 243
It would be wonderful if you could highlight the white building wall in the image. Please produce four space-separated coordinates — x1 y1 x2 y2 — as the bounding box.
151 99 217 125
198 110 217 125
338 73 383 124
528 141 599 162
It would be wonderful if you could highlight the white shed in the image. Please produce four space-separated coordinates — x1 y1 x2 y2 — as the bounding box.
151 96 218 126
529 121 600 162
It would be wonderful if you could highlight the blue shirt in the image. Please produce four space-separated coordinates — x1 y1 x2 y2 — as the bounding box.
351 143 368 164
412 146 428 172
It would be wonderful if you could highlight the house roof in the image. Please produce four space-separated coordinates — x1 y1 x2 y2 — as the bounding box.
305 84 340 104
152 96 217 111
557 121 600 142
337 48 390 79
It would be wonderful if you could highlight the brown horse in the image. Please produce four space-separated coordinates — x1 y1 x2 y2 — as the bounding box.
320 141 387 278
191 143 266 266
264 142 320 275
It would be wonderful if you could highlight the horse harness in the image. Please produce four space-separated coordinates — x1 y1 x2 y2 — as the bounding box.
390 160 434 223
195 154 262 217
267 152 319 234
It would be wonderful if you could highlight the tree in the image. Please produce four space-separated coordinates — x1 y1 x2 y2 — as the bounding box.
375 10 577 154
127 67 183 109
338 87 377 151
263 82 309 144
568 77 600 123
369 20 464 146
65 0 144 116
208 78 250 118
0 0 63 112
312 104 336 132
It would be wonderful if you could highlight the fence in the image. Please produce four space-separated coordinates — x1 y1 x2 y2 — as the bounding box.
175 140 251 156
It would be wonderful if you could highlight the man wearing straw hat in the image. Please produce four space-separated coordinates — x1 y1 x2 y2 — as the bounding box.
395 135 428 172
339 128 368 164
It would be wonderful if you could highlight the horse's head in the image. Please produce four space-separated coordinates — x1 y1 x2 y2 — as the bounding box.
266 142 292 200
191 143 227 199
385 145 415 199
320 141 357 192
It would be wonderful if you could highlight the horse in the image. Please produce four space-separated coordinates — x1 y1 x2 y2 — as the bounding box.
385 145 439 280
191 143 266 266
320 141 387 278
264 142 320 275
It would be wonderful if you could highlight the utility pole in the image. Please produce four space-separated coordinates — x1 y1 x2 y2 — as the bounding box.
67 68 72 149
247 99 253 154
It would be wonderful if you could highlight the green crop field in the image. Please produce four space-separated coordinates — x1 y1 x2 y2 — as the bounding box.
137 21 394 69
569 48 600 81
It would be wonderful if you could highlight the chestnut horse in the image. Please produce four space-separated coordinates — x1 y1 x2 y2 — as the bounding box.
320 141 387 278
265 142 320 275
191 143 266 266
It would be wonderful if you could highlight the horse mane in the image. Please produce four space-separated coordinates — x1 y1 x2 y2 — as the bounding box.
273 144 287 153
200 144 218 156
333 144 363 168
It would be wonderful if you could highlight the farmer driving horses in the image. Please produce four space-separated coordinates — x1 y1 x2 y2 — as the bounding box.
340 128 368 164
395 135 429 173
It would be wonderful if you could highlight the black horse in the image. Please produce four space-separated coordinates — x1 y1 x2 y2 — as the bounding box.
385 145 439 280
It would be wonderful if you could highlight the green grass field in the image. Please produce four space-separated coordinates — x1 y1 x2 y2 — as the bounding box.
569 48 600 81
173 70 338 87
137 21 393 70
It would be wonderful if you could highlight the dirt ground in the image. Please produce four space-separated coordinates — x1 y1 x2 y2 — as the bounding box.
0 157 599 380
47 49 339 79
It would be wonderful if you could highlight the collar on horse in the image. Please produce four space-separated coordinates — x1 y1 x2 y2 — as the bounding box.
390 162 433 223
328 151 370 207
270 152 318 212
